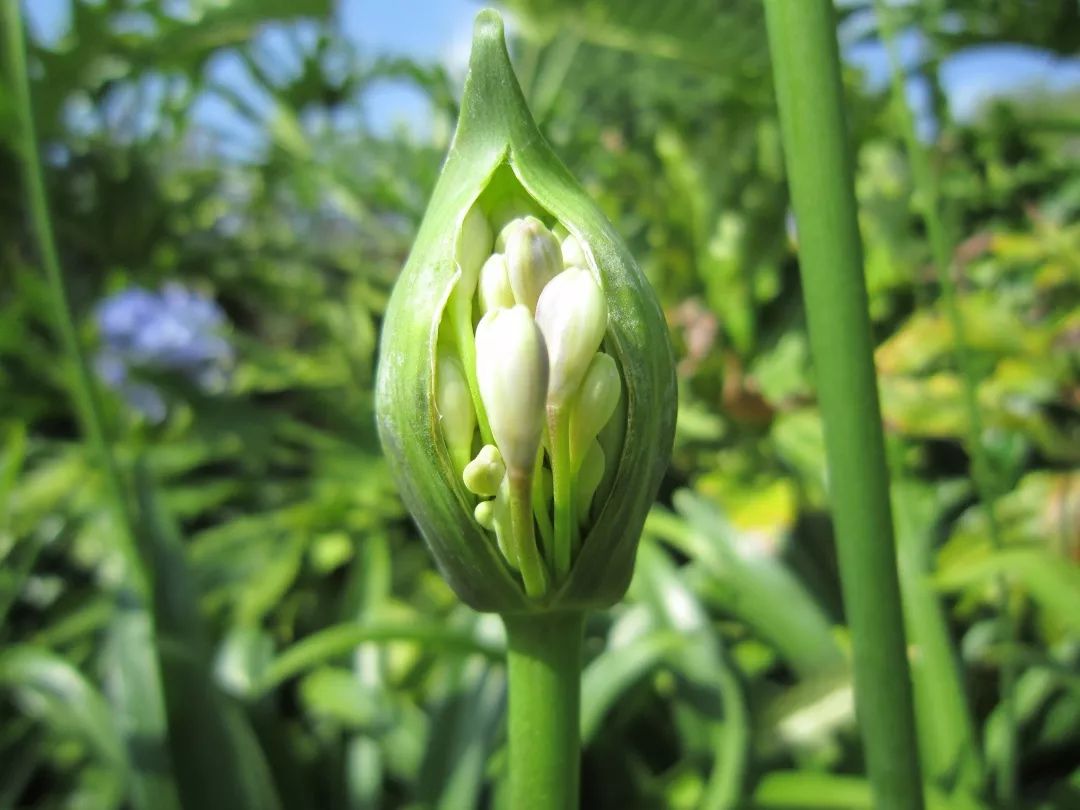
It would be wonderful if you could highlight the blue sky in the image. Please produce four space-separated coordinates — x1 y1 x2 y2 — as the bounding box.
23 0 1080 142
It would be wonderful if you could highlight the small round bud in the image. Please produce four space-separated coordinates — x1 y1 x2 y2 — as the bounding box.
475 306 549 473
534 268 608 409
474 499 496 529
463 444 506 497
436 349 475 473
561 233 588 269
503 216 562 312
569 352 621 467
478 254 516 313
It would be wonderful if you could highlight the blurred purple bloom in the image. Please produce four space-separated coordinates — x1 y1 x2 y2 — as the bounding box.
94 283 234 420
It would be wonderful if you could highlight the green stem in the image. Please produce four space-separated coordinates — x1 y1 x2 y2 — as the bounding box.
873 3 1017 800
502 611 584 810
532 449 555 561
763 3 925 809
509 473 547 598
548 407 575 579
1 0 144 592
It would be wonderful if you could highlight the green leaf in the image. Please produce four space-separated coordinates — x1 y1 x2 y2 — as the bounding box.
133 464 282 810
892 481 984 794
0 645 126 776
580 628 684 743
415 659 505 810
501 0 767 72
256 620 505 694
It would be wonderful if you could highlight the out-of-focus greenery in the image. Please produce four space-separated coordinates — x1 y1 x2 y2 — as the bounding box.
1 1 1077 808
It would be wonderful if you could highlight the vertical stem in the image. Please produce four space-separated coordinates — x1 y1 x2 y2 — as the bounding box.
873 3 1017 801
509 473 548 598
762 3 925 809
547 407 574 579
1 0 144 591
502 611 584 810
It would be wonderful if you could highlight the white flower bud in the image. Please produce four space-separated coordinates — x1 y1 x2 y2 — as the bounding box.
492 201 539 245
576 440 605 525
561 233 588 269
475 305 549 472
456 204 493 296
436 349 475 473
474 499 496 529
569 352 621 466
463 444 506 497
478 254 516 313
534 268 608 409
503 216 562 312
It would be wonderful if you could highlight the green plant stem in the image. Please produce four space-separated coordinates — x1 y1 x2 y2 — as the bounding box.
763 3 925 809
873 3 1017 801
502 611 584 810
547 407 574 579
1 0 144 592
509 473 548 597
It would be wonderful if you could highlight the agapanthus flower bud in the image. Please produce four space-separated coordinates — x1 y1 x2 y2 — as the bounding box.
375 9 675 612
475 306 548 474
478 254 516 313
463 444 506 497
575 440 605 525
436 350 476 474
458 204 494 295
561 233 588 269
503 216 562 312
534 268 608 410
569 352 621 468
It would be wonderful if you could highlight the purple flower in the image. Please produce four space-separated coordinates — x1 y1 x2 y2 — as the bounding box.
94 283 234 420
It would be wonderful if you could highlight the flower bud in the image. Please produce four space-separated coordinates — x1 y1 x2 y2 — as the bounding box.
534 268 608 410
474 498 496 529
569 352 621 468
503 216 561 312
457 203 494 297
463 444 505 497
475 306 549 473
478 254 515 313
576 440 605 525
375 10 676 612
436 349 475 474
561 233 589 269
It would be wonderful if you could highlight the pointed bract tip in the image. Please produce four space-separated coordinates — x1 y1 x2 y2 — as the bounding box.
473 9 505 45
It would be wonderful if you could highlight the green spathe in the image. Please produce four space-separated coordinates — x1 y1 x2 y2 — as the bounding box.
375 9 676 613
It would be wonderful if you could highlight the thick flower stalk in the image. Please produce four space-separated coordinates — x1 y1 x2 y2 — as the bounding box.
376 10 675 614
376 10 675 807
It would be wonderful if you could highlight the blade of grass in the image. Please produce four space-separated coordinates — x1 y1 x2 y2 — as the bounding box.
762 3 924 808
133 464 282 810
580 629 685 744
892 482 984 794
634 540 748 810
256 621 505 694
652 492 846 680
872 3 1018 801
0 646 127 774
0 0 142 589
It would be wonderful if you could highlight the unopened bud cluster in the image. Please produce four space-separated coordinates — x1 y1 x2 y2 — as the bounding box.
436 209 620 597
375 10 675 612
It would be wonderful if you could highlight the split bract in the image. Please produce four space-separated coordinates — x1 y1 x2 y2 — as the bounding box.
375 10 676 613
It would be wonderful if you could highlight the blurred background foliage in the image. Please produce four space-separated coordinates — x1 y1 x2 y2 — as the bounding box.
1 0 1078 808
